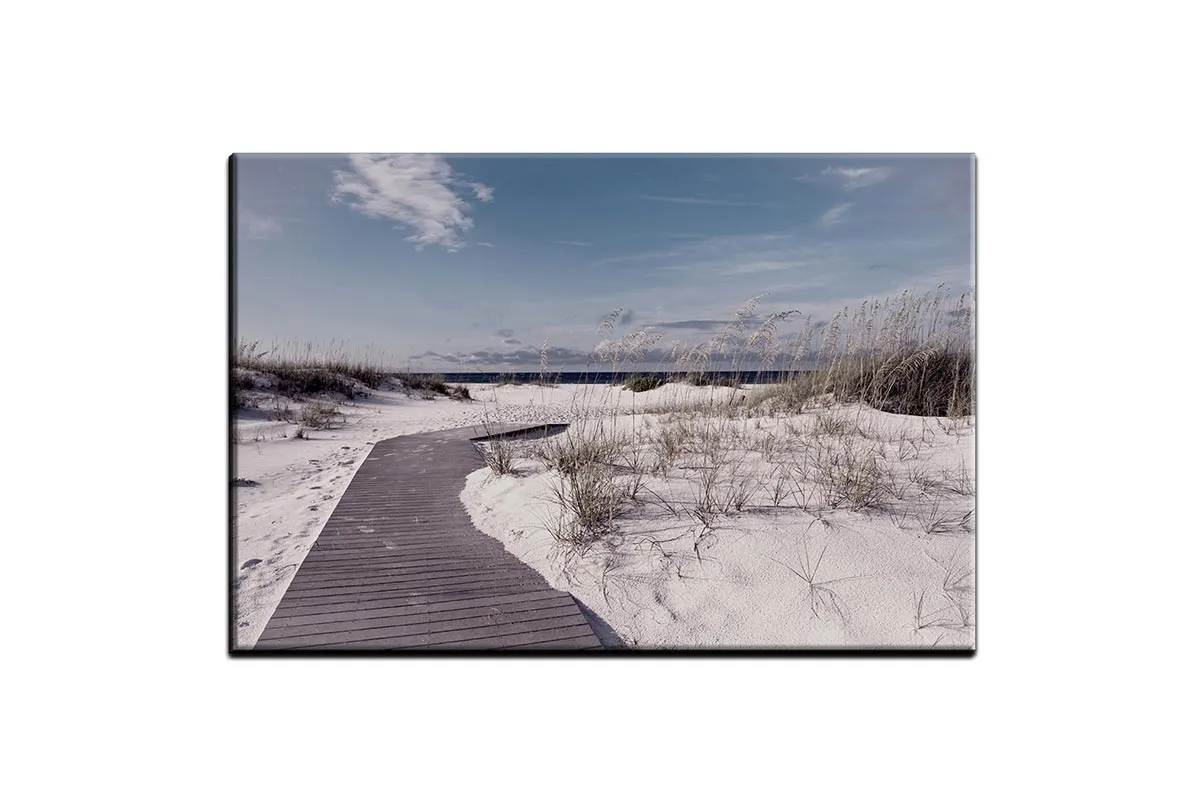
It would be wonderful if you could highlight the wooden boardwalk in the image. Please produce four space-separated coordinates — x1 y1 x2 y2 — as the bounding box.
256 424 604 651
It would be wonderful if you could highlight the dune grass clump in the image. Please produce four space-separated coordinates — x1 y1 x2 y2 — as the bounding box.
754 287 974 418
299 402 345 429
531 424 622 475
395 372 451 396
235 340 383 397
545 460 628 549
477 440 518 476
234 339 469 402
526 423 642 561
800 435 891 511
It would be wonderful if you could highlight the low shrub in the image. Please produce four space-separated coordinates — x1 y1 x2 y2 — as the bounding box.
680 373 740 388
622 376 664 393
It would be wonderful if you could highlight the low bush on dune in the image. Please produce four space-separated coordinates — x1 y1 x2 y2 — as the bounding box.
677 373 740 388
399 372 450 396
232 387 258 411
622 376 664 393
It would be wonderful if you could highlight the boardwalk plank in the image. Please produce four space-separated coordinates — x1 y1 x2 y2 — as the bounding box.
299 613 592 650
269 587 563 617
262 592 576 632
259 604 585 647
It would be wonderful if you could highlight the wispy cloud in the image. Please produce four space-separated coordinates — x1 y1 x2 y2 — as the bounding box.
467 182 494 203
238 210 282 240
554 240 594 247
822 166 893 191
638 195 755 207
477 241 495 248
659 259 806 277
592 231 791 270
330 154 494 252
818 202 853 228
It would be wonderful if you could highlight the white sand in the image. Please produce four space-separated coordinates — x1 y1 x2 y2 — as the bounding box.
461 387 976 649
235 382 975 649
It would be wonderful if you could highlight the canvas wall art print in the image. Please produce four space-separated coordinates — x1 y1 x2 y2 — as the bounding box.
230 153 976 653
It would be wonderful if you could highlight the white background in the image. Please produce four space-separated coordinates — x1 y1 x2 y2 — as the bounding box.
3 1 1196 807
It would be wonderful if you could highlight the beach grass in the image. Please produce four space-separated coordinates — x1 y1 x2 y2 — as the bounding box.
492 286 976 572
233 340 461 403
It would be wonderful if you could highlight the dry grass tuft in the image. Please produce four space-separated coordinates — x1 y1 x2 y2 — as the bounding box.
477 440 518 476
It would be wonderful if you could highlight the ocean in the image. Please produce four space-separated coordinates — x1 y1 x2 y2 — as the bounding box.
431 370 815 385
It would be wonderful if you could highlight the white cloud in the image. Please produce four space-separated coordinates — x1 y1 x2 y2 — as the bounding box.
554 240 594 247
330 154 494 251
717 260 807 276
468 182 494 203
238 210 282 240
818 202 853 227
821 166 893 191
477 241 495 248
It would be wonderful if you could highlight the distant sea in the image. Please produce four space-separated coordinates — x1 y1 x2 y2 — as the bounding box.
431 370 813 385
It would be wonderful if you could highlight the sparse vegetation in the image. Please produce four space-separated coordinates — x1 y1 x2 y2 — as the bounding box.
495 286 975 642
299 402 344 429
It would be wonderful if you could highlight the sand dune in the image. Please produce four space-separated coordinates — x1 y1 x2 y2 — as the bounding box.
234 382 974 649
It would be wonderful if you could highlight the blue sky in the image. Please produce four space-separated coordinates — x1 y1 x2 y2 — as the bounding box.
236 154 973 371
